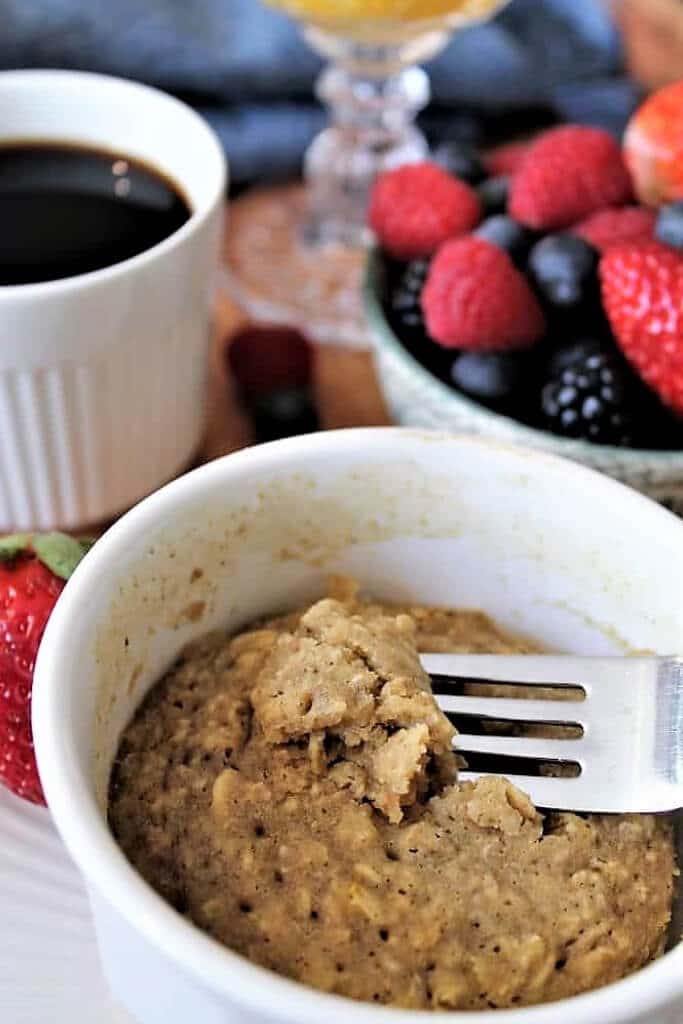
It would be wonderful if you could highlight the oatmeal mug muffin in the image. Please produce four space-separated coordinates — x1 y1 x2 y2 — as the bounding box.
109 584 675 1011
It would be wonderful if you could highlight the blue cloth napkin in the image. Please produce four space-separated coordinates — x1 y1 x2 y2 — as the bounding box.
0 0 637 186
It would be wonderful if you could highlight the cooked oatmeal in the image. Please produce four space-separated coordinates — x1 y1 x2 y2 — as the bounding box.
109 585 676 1011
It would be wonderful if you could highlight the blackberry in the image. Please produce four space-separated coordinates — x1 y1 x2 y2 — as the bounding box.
389 258 430 339
546 337 606 378
388 257 453 382
541 350 634 445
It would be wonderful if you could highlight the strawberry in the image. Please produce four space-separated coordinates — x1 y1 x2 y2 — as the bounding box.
421 237 546 351
368 162 482 260
600 241 683 415
573 207 656 253
509 125 633 231
623 80 683 207
0 533 92 805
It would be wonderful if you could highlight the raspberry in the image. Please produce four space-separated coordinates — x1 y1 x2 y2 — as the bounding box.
421 237 545 351
573 207 656 253
368 162 482 260
486 140 535 178
509 126 633 231
227 328 318 443
600 241 683 415
228 327 312 400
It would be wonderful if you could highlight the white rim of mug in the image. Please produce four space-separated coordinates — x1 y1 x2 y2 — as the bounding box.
0 69 227 299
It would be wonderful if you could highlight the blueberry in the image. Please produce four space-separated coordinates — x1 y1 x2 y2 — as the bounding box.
476 176 510 215
433 140 486 185
528 234 599 309
450 351 526 402
475 216 535 266
656 202 683 251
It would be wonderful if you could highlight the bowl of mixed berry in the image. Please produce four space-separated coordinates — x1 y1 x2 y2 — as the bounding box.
365 80 683 511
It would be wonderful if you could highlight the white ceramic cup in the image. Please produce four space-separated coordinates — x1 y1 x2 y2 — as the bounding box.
0 70 226 531
32 430 683 1024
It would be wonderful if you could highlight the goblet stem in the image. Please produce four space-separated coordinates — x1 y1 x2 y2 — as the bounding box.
225 5 510 348
303 46 431 247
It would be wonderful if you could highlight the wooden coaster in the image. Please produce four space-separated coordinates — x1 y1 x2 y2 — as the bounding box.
222 185 372 350
210 216 390 459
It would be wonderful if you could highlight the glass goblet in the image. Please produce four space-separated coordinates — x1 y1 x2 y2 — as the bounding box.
224 0 510 348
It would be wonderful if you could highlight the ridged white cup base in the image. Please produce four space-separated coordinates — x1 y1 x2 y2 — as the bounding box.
0 326 208 531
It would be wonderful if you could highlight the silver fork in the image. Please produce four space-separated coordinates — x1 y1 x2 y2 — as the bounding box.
420 654 683 814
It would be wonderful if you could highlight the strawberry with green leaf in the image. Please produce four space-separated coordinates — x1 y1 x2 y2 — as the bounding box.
0 533 92 805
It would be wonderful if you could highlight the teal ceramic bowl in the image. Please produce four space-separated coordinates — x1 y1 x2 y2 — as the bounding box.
364 248 683 513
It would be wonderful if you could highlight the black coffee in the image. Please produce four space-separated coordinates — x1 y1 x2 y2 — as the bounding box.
0 142 192 285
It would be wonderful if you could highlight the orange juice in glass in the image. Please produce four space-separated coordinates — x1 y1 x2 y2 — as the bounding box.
269 0 506 39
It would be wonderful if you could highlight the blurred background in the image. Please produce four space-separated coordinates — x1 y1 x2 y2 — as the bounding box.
0 0 678 192
1 0 681 454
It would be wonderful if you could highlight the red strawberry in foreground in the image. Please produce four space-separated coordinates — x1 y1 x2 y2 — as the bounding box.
623 80 683 207
574 207 656 253
600 241 683 416
422 237 546 351
0 533 92 805
510 125 633 231
369 162 482 260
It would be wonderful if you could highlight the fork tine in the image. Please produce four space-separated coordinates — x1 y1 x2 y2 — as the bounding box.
436 694 579 723
424 655 682 814
421 654 587 686
421 654 665 694
455 734 585 761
